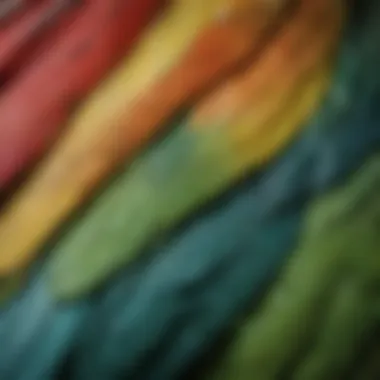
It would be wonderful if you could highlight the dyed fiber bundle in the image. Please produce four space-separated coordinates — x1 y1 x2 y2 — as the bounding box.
0 0 379 379
35 0 344 297
0 0 289 278
0 0 165 188
206 155 380 380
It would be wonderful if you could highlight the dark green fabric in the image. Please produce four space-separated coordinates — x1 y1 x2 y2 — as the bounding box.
208 156 380 380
